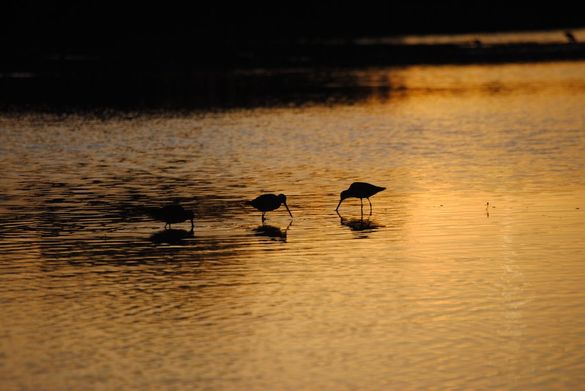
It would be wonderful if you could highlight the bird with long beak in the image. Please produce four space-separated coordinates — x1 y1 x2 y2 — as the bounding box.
146 204 194 230
336 182 385 216
247 193 293 222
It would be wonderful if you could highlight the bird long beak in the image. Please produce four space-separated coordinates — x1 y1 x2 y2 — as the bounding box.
335 199 342 211
284 202 293 218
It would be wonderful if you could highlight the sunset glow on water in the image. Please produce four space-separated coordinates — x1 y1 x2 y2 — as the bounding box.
2 61 585 390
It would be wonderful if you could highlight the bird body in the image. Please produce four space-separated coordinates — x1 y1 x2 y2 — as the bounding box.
146 204 194 229
336 182 385 214
248 193 292 222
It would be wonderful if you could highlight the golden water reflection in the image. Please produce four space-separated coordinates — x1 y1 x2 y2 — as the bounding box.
1 61 585 389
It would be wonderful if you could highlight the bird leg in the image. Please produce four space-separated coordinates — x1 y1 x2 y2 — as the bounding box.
262 212 266 223
368 198 373 216
360 198 364 220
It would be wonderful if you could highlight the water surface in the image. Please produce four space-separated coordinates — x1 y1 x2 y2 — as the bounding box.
2 61 585 390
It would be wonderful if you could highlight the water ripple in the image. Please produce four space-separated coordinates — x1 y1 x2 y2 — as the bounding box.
3 62 585 390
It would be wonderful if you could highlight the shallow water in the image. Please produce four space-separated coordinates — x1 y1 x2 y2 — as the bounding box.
2 61 585 390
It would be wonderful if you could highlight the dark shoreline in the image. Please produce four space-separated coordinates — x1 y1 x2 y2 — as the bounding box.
4 42 585 71
2 42 585 112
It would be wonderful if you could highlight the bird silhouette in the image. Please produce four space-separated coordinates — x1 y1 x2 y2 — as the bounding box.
145 204 194 230
247 193 292 222
336 182 385 216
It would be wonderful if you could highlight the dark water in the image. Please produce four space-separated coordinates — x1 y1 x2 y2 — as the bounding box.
1 61 585 390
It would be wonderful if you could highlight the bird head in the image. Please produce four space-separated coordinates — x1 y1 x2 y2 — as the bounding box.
336 190 350 211
278 194 293 218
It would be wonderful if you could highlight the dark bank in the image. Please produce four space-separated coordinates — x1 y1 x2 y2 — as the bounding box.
1 3 584 110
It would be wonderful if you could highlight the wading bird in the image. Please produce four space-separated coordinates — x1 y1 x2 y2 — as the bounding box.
247 193 293 222
146 204 194 230
336 182 385 215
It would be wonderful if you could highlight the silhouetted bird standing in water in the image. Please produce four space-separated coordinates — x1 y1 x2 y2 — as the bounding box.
247 194 293 222
146 204 194 230
336 182 385 215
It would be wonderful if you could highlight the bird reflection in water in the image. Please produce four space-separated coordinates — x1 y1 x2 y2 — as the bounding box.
336 210 383 232
253 221 292 241
150 227 194 245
